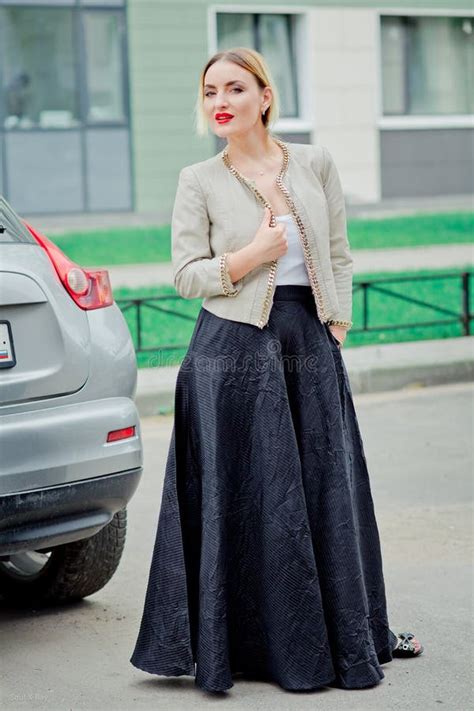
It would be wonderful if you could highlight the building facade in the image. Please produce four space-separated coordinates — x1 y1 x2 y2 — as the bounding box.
0 0 472 216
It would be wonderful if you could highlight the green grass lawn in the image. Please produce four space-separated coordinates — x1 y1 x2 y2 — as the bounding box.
53 225 171 266
113 266 474 369
347 211 473 250
52 211 473 267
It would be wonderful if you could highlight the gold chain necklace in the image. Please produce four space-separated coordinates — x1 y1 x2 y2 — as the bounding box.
221 138 328 328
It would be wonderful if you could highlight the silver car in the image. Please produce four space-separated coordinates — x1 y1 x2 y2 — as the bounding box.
0 196 143 607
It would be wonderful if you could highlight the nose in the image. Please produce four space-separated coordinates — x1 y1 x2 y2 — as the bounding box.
214 92 229 109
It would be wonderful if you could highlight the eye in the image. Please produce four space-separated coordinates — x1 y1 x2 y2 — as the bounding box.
204 87 243 97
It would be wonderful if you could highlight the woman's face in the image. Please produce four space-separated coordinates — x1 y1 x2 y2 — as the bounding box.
203 60 271 137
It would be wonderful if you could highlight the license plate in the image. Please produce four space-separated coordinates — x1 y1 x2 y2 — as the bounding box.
0 321 16 369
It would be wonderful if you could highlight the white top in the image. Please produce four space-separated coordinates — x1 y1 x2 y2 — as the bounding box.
274 214 311 286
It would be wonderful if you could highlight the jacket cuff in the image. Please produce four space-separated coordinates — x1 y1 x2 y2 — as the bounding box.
327 318 353 330
219 252 241 297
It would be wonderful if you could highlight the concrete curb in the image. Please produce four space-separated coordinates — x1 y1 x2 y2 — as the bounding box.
26 193 474 234
134 336 474 417
103 244 473 291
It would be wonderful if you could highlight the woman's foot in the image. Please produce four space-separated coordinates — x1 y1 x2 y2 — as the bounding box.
393 631 424 657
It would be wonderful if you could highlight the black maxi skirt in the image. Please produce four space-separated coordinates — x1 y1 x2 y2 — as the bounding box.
130 284 398 693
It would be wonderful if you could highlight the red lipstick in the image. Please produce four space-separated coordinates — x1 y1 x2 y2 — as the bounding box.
215 113 234 124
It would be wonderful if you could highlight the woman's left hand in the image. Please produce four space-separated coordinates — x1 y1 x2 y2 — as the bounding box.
329 325 347 348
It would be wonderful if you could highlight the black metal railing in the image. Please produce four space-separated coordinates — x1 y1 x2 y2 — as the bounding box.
351 271 472 336
115 294 196 353
115 270 473 355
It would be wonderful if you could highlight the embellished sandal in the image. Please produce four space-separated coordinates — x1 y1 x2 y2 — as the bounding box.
392 631 424 657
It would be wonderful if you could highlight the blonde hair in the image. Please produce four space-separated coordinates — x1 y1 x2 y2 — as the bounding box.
194 47 280 137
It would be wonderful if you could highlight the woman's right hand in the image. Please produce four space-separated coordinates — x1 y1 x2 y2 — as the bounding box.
250 206 288 264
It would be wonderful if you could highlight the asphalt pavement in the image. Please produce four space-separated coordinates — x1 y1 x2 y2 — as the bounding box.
1 382 472 710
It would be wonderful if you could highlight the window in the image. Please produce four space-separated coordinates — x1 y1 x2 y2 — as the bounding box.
1 7 79 130
84 11 125 122
216 13 299 119
0 4 128 130
0 196 36 244
381 15 474 116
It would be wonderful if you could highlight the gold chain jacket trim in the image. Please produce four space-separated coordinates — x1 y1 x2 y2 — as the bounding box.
221 138 352 330
218 252 240 297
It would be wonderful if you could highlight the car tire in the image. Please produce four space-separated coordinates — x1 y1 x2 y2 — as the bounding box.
0 508 127 607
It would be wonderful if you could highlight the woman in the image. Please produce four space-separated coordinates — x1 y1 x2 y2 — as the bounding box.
130 47 423 694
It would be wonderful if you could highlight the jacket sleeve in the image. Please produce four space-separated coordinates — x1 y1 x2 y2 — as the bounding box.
322 145 354 329
172 165 244 299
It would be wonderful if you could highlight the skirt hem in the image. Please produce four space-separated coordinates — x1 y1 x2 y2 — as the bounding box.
130 657 390 695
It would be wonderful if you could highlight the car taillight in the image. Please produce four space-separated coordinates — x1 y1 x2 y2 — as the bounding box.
107 426 136 443
23 221 114 310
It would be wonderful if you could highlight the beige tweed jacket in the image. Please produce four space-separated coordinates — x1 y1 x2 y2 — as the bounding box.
171 137 353 330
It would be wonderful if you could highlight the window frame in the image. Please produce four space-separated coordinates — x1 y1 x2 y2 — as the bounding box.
208 4 313 135
376 7 474 131
0 1 130 133
80 6 130 127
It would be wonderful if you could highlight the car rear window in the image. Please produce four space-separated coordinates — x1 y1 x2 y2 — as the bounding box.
0 196 36 244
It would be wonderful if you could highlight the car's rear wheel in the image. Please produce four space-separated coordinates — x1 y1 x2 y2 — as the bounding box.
0 508 127 607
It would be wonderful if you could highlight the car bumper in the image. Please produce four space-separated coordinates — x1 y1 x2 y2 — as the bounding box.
0 467 142 556
0 396 142 495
